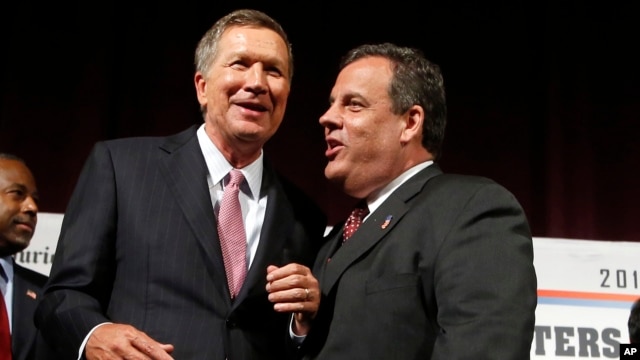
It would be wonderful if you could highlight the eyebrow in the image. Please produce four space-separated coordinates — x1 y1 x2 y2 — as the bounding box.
6 183 38 197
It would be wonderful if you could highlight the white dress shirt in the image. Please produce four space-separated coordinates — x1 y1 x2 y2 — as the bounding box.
197 123 267 269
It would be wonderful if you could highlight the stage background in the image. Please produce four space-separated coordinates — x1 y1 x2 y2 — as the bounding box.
2 1 639 241
5 3 639 356
18 213 639 359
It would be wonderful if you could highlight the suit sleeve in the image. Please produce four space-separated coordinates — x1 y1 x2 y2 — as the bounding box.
34 142 117 358
430 182 537 359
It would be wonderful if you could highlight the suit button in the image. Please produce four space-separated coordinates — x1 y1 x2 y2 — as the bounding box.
226 319 237 328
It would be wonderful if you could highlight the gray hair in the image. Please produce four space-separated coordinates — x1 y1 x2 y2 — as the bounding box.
194 9 294 80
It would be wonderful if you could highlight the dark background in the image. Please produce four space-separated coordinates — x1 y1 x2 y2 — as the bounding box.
2 1 638 241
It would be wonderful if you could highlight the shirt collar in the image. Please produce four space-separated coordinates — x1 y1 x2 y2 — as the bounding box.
0 256 13 283
196 124 263 199
367 160 433 214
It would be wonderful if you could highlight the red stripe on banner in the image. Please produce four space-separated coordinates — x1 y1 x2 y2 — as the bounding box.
538 289 640 302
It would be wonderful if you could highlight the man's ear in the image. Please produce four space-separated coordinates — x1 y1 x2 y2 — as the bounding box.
400 105 424 145
194 72 207 106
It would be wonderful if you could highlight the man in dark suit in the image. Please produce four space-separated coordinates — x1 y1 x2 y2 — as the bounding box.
0 153 50 360
286 43 537 359
628 298 640 343
34 9 326 360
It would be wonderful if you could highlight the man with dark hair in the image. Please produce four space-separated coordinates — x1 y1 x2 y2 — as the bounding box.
0 153 51 360
268 43 537 359
34 9 325 360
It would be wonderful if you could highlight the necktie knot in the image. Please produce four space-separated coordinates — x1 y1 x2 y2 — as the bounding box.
226 169 245 190
343 201 369 242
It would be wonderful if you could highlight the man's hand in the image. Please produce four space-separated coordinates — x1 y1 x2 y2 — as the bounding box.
266 263 319 336
86 323 174 360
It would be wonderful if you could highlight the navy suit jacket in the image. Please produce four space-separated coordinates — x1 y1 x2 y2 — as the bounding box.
34 125 326 359
302 164 537 359
12 262 50 360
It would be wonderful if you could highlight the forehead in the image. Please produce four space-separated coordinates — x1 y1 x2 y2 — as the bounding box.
333 56 393 97
0 159 35 188
218 26 289 60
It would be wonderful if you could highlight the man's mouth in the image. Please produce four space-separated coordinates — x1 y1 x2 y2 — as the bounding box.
325 138 344 159
14 220 35 233
236 100 268 112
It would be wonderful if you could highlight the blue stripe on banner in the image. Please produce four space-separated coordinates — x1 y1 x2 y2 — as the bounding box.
538 297 634 309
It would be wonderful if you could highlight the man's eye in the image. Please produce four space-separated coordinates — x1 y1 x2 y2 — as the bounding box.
266 67 283 77
8 189 24 198
230 61 248 70
347 101 363 110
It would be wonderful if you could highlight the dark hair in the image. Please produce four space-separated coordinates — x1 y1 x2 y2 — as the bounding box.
629 298 640 343
195 9 294 80
339 43 447 160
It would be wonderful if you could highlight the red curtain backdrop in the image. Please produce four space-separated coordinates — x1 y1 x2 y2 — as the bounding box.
2 2 638 241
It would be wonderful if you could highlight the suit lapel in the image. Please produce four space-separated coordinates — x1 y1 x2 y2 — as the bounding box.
320 195 408 293
237 162 291 301
158 126 228 299
320 165 443 294
11 264 41 360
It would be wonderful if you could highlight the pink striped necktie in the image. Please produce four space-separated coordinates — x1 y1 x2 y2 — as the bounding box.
217 169 247 298
342 202 369 242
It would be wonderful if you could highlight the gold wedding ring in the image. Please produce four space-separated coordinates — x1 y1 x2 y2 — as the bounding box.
304 288 310 300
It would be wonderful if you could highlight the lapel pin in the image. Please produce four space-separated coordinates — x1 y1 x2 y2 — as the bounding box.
381 215 393 229
26 289 37 299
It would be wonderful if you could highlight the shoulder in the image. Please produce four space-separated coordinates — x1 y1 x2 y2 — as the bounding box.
419 172 523 210
13 263 48 288
98 125 199 152
265 165 326 226
86 125 200 162
428 172 508 194
277 173 324 214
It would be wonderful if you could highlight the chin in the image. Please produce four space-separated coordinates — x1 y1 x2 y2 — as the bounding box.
325 166 349 186
324 163 340 181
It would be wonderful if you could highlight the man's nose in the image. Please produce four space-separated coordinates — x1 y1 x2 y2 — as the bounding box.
22 196 38 215
245 63 268 94
319 105 340 127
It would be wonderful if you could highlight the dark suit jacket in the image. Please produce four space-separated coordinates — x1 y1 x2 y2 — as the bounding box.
12 262 49 360
302 164 537 360
34 125 326 359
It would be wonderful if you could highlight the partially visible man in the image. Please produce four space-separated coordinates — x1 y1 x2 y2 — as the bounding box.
0 153 49 360
34 9 325 360
628 298 640 344
287 43 537 359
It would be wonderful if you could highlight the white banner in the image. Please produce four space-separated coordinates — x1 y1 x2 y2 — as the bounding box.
532 237 638 359
16 214 639 359
15 212 60 276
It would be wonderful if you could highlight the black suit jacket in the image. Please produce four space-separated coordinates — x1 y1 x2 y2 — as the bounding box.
12 262 49 360
34 125 326 359
302 164 537 360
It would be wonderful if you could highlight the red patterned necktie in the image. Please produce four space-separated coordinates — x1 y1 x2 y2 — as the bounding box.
343 202 369 242
0 267 12 360
217 170 247 299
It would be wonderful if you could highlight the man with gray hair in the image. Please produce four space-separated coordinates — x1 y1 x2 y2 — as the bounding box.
35 9 325 360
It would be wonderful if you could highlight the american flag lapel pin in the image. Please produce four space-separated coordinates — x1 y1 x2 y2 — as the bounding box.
26 289 37 299
381 215 393 229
